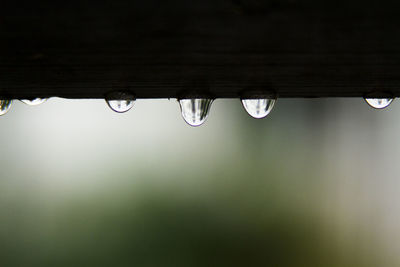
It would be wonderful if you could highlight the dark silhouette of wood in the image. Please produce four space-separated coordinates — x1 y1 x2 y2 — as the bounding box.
0 0 399 99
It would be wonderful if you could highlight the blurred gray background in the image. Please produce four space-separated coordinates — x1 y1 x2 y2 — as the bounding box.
0 98 398 266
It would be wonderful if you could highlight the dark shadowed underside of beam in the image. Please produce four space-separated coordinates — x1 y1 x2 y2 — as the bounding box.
0 0 400 99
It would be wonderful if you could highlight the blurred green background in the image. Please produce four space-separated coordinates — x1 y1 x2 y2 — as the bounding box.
0 98 398 266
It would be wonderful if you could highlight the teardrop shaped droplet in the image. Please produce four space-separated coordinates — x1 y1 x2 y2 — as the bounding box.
179 98 213 126
241 98 276 119
364 98 393 109
105 91 135 113
20 98 47 106
0 100 12 116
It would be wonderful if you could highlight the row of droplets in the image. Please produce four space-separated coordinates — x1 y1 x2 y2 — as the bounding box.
105 91 276 126
0 92 394 127
105 91 395 126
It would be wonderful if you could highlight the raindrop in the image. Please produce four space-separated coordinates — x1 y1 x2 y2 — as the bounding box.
179 98 213 126
364 98 394 109
241 98 276 119
20 98 47 106
105 91 135 113
0 100 12 116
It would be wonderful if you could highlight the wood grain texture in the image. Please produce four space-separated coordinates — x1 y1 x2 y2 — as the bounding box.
0 0 399 99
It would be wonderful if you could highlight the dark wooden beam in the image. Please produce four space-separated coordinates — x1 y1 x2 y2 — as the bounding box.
1 0 399 99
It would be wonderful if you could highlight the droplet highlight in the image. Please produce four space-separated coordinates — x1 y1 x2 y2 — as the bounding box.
0 100 12 116
364 98 393 109
241 98 276 119
21 98 47 106
105 91 135 113
179 98 213 126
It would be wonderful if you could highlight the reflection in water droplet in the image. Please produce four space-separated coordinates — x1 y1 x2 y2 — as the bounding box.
364 98 394 109
179 98 213 126
21 98 47 106
105 91 135 113
241 98 276 119
0 100 12 116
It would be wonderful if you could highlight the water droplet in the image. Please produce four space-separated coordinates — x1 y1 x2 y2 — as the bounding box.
364 98 394 109
20 98 47 106
241 98 276 119
105 91 135 113
0 100 12 116
179 98 213 126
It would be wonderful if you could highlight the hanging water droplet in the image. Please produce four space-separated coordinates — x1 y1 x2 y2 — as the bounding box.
364 98 393 109
241 98 276 119
0 100 12 116
179 98 213 126
20 98 47 106
105 91 135 113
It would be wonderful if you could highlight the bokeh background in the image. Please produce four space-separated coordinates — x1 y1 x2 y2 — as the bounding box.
0 97 399 266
